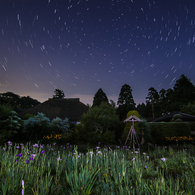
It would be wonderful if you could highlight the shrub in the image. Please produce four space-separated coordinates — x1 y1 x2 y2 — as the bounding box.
0 103 14 120
80 103 121 144
3 111 22 133
102 129 116 144
23 112 52 142
23 113 34 120
2 111 24 143
171 114 183 122
50 117 70 134
73 124 101 145
0 129 12 146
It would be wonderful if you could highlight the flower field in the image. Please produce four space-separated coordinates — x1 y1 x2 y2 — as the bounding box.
0 140 195 194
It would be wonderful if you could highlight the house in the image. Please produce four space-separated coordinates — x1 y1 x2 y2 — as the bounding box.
152 112 195 122
19 98 89 122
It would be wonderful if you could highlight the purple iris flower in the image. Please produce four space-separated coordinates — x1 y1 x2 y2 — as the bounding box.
17 153 22 157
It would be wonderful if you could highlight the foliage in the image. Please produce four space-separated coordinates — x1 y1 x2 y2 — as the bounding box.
74 123 101 144
181 102 195 116
0 129 12 146
3 111 22 134
92 88 108 107
19 96 40 109
190 122 195 132
149 122 191 145
77 103 122 144
23 113 71 143
0 92 40 110
53 89 65 99
146 87 161 118
23 113 34 120
102 129 116 144
109 99 116 108
171 114 183 122
159 88 169 115
50 117 70 134
2 111 23 143
117 84 136 120
138 118 152 144
2 141 195 194
0 103 14 120
23 112 52 142
173 74 195 105
81 103 120 134
136 74 195 118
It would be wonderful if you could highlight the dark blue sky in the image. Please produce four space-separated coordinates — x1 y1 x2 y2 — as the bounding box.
1 0 195 106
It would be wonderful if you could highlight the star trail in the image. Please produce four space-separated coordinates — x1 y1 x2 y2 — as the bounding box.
0 0 195 106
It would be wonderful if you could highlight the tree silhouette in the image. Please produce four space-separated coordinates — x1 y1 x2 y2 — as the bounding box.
146 87 159 118
53 89 65 99
117 84 136 120
92 88 108 107
173 74 195 105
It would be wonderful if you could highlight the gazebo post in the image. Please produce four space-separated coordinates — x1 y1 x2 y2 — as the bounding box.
124 115 142 150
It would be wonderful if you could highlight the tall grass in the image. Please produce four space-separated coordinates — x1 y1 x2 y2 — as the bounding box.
0 140 195 194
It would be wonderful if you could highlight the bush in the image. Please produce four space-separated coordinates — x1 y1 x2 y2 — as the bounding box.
0 103 14 120
171 114 183 122
2 111 24 143
23 112 52 142
102 129 116 144
73 124 101 145
80 103 121 144
23 114 34 120
0 129 12 146
50 117 70 134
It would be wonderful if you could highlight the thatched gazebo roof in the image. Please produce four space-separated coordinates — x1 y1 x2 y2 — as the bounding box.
152 112 195 122
19 98 89 122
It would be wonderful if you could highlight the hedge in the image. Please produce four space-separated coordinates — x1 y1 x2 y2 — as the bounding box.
149 122 191 144
190 122 195 132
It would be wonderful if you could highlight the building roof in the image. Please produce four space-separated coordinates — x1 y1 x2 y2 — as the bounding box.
152 111 195 122
19 98 89 122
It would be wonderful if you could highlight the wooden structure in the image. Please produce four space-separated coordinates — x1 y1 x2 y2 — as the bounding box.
124 115 142 150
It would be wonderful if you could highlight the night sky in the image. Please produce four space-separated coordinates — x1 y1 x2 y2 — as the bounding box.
1 0 195 106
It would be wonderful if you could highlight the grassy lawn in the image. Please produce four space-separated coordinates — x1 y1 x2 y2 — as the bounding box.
0 140 195 194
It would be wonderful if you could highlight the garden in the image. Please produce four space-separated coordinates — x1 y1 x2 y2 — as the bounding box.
1 140 195 194
1 107 195 194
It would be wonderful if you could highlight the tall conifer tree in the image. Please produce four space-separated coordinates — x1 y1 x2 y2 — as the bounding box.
117 84 136 120
92 88 108 107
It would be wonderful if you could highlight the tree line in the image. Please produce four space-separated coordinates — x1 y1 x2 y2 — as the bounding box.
1 74 195 121
91 74 195 120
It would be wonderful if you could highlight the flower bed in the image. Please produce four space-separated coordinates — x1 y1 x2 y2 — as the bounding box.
0 141 195 194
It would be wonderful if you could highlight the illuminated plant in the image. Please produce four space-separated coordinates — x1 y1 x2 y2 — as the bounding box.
23 112 51 142
50 117 70 134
